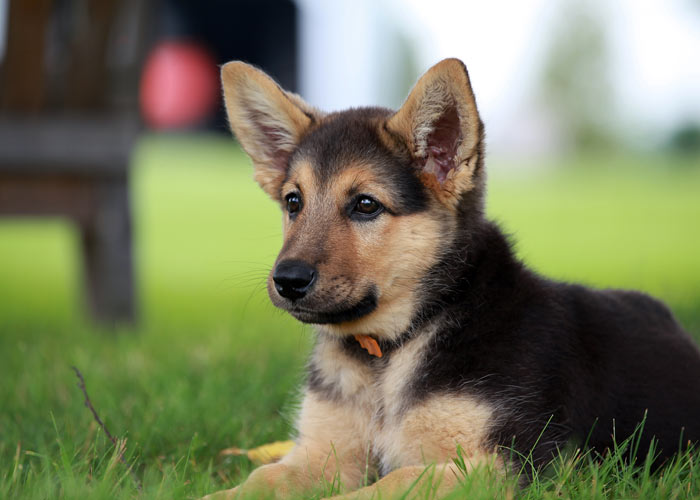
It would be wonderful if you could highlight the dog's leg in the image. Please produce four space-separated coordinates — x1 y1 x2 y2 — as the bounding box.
327 452 503 500
326 463 460 500
200 461 321 499
201 392 373 499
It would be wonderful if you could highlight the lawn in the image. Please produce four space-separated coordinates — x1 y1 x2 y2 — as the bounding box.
1 134 699 499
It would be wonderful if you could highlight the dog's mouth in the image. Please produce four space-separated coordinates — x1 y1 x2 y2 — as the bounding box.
285 291 378 324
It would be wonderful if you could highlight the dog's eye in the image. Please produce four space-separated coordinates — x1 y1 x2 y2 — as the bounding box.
353 196 383 218
285 193 302 215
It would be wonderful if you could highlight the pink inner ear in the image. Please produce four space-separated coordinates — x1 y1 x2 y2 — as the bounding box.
260 123 292 173
425 106 460 183
249 108 293 174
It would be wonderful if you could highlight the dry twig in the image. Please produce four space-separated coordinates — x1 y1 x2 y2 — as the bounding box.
71 366 141 490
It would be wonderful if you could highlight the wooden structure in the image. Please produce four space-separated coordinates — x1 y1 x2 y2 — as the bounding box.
0 0 150 323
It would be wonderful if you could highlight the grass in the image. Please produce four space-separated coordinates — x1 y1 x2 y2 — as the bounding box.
0 134 699 499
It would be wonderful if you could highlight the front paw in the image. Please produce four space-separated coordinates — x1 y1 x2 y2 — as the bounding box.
199 485 239 500
202 463 305 500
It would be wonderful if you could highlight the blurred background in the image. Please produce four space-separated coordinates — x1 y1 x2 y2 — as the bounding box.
0 0 698 342
0 0 699 495
1 0 699 328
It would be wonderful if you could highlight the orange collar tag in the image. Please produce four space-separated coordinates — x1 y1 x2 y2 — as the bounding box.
354 334 383 358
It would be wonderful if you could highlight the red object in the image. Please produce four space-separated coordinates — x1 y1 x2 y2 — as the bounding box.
139 41 219 129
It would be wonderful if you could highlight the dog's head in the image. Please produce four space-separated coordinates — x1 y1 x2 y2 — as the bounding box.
222 59 485 340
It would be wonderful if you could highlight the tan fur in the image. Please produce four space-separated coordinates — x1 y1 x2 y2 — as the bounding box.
374 323 437 420
283 393 374 488
327 461 499 500
280 160 319 220
276 161 334 264
324 165 408 215
312 323 499 473
384 58 481 209
275 162 449 341
202 391 373 500
312 335 375 402
312 332 500 497
206 60 498 500
221 62 323 198
203 323 500 500
371 326 497 470
280 159 318 197
330 464 461 500
281 327 498 498
379 395 498 469
419 154 480 208
322 209 445 341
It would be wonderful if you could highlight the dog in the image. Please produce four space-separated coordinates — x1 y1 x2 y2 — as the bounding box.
205 58 700 499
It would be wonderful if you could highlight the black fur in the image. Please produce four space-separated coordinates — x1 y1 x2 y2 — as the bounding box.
298 106 700 473
290 288 378 325
289 108 429 216
408 221 700 470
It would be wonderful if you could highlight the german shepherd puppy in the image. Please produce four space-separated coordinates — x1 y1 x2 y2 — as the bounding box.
207 59 700 499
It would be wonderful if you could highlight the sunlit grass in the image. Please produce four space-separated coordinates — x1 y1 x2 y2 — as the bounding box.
0 134 698 498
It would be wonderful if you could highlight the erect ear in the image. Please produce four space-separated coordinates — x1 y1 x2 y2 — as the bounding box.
386 58 483 207
221 62 321 199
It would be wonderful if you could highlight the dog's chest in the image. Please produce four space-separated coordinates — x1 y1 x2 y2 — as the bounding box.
311 332 436 470
368 336 433 472
310 330 496 474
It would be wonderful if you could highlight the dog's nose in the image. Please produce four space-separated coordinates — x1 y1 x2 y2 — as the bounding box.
273 260 317 300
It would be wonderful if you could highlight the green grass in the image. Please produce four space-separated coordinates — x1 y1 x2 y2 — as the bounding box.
1 134 699 499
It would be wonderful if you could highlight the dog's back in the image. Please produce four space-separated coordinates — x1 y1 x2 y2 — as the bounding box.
563 287 700 460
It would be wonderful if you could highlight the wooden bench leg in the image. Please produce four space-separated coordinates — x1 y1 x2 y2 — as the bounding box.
80 178 135 324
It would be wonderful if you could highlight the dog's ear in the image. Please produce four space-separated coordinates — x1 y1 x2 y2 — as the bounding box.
386 58 483 207
221 62 321 199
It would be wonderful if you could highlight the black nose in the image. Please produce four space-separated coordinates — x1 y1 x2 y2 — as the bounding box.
272 260 317 300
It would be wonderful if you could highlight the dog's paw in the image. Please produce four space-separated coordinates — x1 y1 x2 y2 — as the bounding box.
199 486 239 500
201 463 306 499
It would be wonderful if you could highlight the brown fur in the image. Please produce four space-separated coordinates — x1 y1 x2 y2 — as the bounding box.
275 160 447 341
221 62 322 198
206 56 700 500
207 59 501 499
204 325 499 499
383 59 482 209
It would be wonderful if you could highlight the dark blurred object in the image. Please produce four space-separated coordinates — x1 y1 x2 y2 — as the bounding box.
140 40 219 129
538 0 616 151
0 0 151 325
668 122 700 156
162 0 298 131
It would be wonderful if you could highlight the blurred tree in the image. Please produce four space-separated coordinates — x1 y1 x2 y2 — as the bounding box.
667 122 700 155
538 0 616 151
393 32 421 109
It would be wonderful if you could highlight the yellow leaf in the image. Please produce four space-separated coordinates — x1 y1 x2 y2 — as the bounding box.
219 440 295 465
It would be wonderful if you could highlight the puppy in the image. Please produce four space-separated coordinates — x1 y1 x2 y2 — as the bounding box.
205 58 700 499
